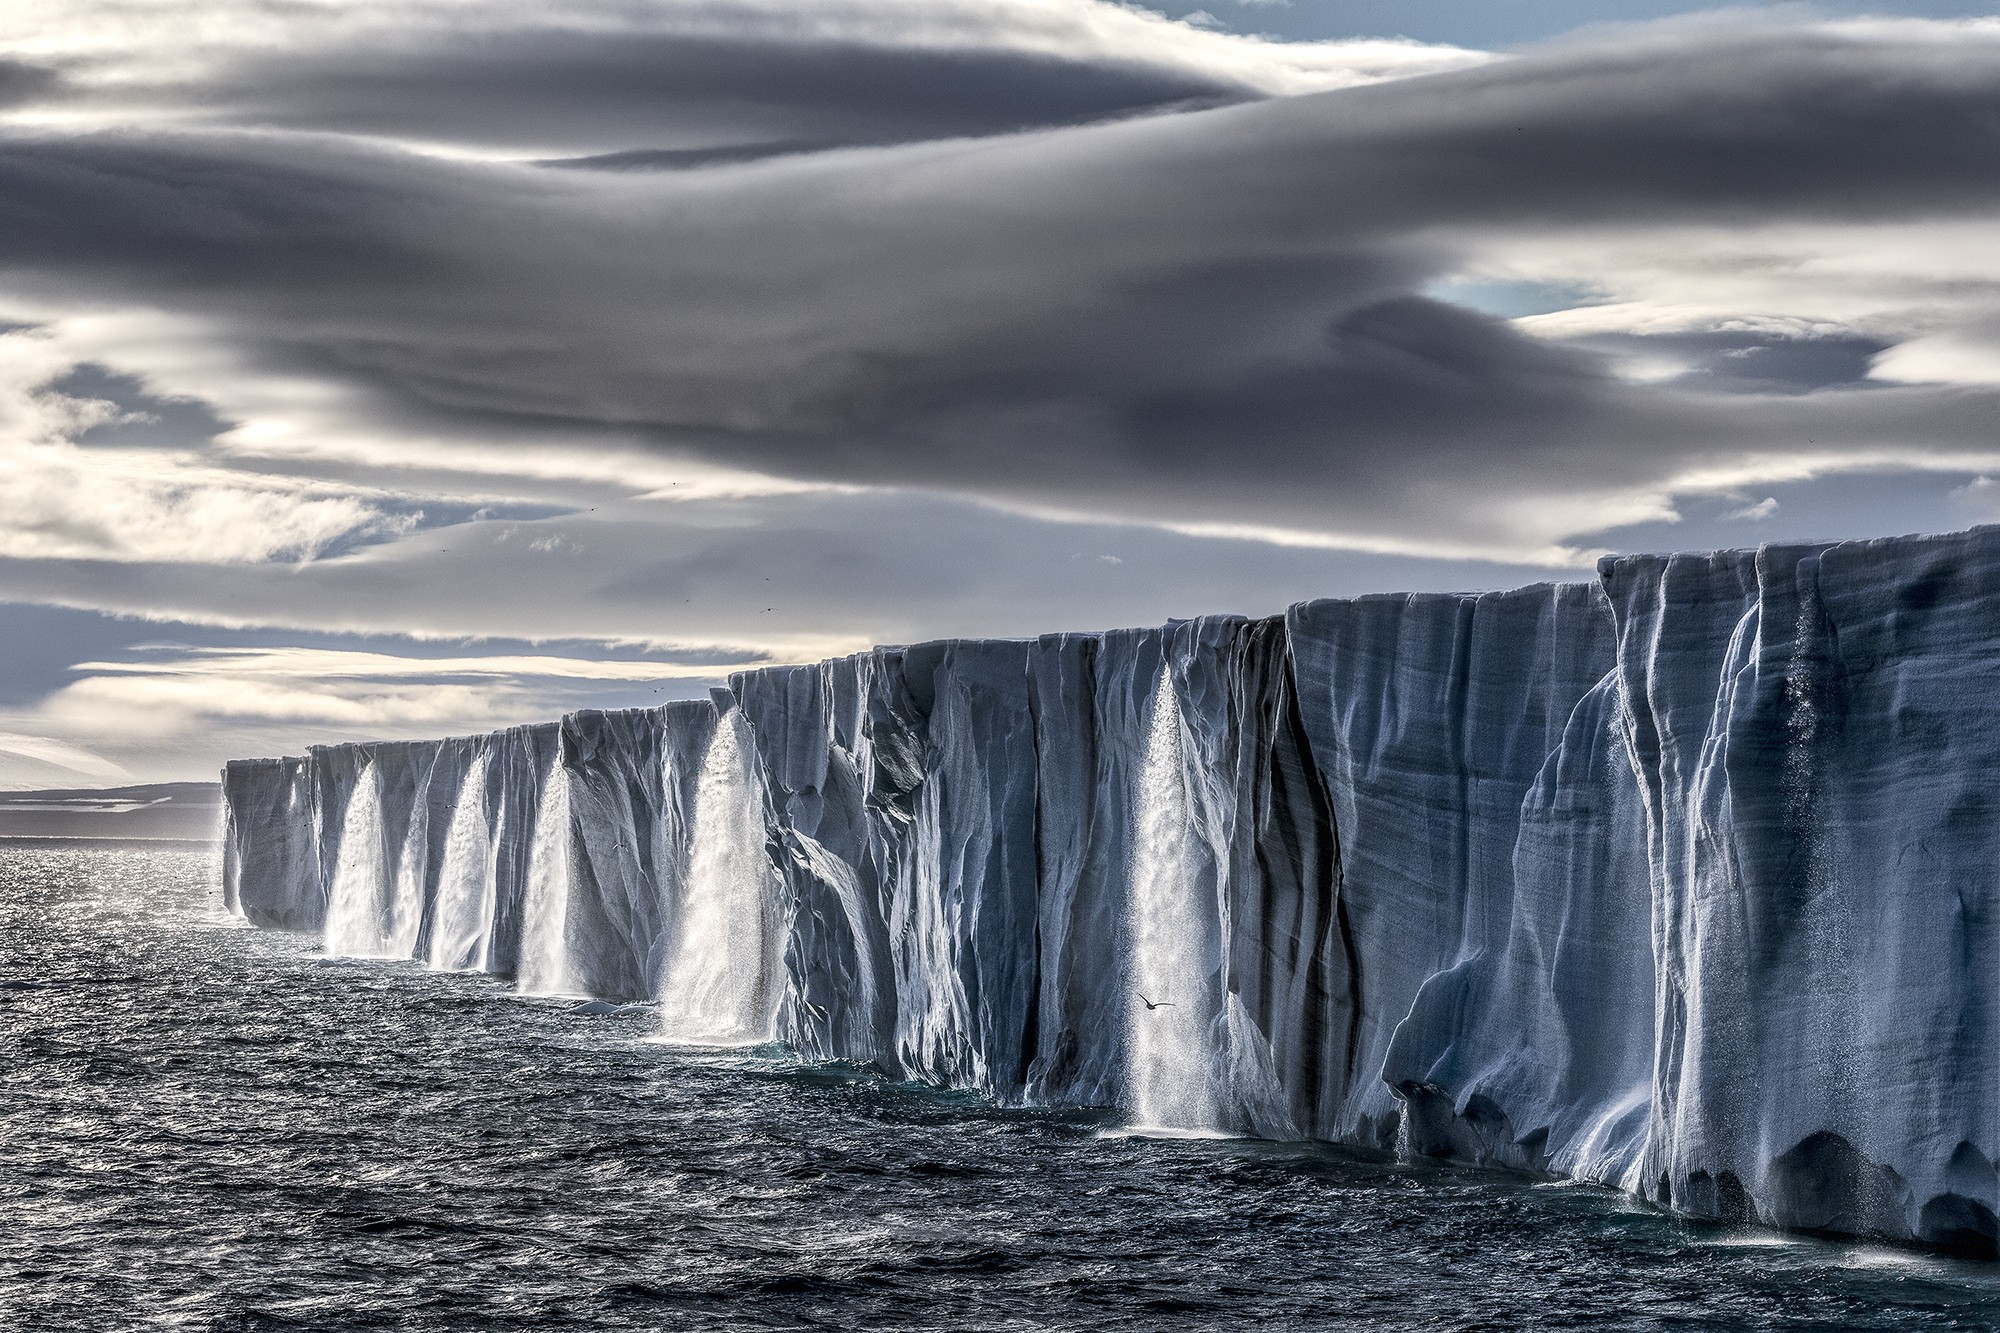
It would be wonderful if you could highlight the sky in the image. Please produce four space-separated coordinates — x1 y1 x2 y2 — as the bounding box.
2 0 1999 786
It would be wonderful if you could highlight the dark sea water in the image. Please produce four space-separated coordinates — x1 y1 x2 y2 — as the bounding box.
8 841 2000 1332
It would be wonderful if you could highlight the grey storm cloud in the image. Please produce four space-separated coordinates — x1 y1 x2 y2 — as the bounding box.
5 11 2000 555
208 33 1252 153
16 0 1474 154
0 60 57 109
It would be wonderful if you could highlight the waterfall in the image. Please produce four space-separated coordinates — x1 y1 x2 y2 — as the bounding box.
323 762 390 958
383 797 428 959
427 752 495 972
659 717 779 1045
515 761 576 995
1126 666 1223 1132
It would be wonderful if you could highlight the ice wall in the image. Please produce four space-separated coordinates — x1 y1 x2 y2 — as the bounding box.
1607 529 2000 1250
221 528 2000 1255
231 707 722 1001
220 756 317 929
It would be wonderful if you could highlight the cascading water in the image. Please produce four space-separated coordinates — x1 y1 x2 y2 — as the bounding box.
515 761 575 995
659 717 780 1044
323 762 390 958
427 752 495 972
1125 666 1223 1133
383 798 428 960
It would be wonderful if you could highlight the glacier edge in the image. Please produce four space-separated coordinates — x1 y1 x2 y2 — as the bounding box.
219 526 2000 1256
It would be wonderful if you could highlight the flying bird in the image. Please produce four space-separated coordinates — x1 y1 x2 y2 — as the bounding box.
1137 993 1173 1011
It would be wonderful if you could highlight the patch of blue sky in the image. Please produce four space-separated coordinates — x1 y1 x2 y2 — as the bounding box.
1420 277 1609 320
1137 1 2000 50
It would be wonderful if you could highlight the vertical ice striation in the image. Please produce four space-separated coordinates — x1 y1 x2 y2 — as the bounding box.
660 715 780 1045
221 756 318 929
1605 530 2000 1251
1126 667 1222 1133
219 526 2000 1253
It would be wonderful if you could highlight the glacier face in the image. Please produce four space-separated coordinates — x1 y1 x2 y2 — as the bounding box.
221 527 2000 1255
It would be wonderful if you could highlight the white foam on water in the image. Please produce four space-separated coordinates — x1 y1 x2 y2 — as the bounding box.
1096 1125 1240 1142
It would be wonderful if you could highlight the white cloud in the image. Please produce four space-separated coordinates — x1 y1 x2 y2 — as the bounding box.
1482 220 2000 388
40 673 515 740
0 728 131 784
0 324 428 563
1724 496 1779 521
1951 475 2000 519
0 444 412 563
1871 334 2000 387
14 645 774 770
75 645 759 684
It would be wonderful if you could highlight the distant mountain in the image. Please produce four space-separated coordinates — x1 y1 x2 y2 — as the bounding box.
0 782 221 840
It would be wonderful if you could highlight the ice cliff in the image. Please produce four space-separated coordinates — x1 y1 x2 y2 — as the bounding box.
221 527 2000 1255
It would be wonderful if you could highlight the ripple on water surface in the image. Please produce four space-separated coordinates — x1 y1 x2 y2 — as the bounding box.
5 840 2000 1331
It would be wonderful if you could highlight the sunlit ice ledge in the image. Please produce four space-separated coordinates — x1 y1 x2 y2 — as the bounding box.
222 524 2000 1258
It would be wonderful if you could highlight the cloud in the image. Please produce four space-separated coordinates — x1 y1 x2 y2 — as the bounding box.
0 62 57 116
4 2 2000 781
0 727 129 784
0 478 1603 782
4 0 1485 155
1724 496 1779 521
30 644 764 744
0 15 1997 569
0 444 414 563
1951 474 2000 519
76 645 760 685
0 487 1579 661
2 640 778 782
0 327 422 562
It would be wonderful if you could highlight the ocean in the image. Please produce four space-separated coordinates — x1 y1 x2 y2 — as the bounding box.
7 840 1999 1332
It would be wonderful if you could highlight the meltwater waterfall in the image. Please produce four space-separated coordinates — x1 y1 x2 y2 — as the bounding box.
426 751 495 973
1126 668 1221 1133
659 717 780 1045
221 527 2000 1254
322 762 390 958
515 762 575 996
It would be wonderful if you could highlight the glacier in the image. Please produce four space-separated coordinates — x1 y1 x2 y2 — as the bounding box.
220 527 2000 1255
